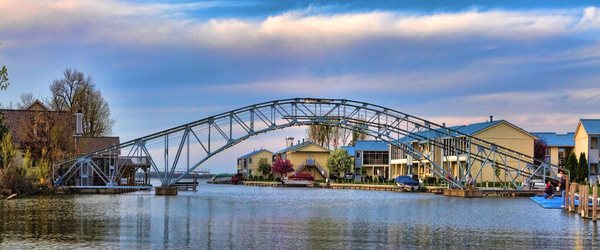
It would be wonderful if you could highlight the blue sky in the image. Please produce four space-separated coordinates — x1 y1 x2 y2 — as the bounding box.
1 0 600 172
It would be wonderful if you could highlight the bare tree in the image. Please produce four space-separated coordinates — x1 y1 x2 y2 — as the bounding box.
48 68 114 136
17 92 35 109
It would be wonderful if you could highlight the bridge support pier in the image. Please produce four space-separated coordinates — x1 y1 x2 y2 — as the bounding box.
155 187 178 195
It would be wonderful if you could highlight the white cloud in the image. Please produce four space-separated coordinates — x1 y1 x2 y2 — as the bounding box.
1 1 598 51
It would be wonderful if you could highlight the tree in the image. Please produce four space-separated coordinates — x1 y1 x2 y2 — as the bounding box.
0 65 8 91
48 68 114 136
17 92 35 109
578 152 588 184
272 157 294 178
327 148 353 177
0 133 16 169
533 139 548 164
565 152 578 182
257 158 271 177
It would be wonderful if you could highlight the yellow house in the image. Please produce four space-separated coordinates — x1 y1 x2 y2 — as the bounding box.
390 119 536 184
237 149 273 178
574 119 600 183
531 132 574 167
273 140 330 180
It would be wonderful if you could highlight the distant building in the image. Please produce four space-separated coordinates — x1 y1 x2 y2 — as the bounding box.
342 140 389 180
531 132 574 167
574 119 600 182
237 149 273 178
273 139 330 180
390 119 536 183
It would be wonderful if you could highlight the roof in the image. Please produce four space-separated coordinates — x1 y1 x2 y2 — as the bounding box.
531 132 575 147
340 146 355 157
77 137 120 155
353 140 389 151
25 100 49 111
274 140 329 154
0 108 73 146
399 120 534 143
579 119 600 135
237 149 273 159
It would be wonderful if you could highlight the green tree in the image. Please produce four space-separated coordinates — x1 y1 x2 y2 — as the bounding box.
565 152 578 182
326 148 353 178
257 158 271 177
578 152 588 184
48 68 114 136
0 65 8 91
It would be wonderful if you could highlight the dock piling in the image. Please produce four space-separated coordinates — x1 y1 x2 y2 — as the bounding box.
593 185 597 222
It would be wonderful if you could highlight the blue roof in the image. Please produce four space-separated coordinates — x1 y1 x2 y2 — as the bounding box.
398 120 529 143
531 132 574 147
340 146 355 157
238 149 272 159
353 140 389 151
580 119 600 135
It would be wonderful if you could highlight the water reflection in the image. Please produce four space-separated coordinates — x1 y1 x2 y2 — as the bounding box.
1 184 599 249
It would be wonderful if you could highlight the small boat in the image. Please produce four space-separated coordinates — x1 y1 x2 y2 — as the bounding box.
283 173 315 187
395 175 420 192
209 173 234 184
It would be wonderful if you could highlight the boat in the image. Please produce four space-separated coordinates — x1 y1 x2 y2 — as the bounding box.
395 175 420 191
209 173 234 184
283 173 315 187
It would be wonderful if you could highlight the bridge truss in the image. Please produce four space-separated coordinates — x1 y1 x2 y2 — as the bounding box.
53 98 566 189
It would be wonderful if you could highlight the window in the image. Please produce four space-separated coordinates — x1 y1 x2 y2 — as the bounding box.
248 158 252 164
356 152 361 158
363 151 389 165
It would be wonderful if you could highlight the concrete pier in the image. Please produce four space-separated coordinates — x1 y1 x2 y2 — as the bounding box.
155 187 178 195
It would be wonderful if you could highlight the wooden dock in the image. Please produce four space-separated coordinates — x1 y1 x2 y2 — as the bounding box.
565 179 600 221
319 183 399 191
56 186 153 195
243 181 282 187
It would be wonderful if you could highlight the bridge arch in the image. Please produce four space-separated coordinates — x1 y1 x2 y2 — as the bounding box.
54 98 566 189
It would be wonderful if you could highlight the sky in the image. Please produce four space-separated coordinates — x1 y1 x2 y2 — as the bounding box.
1 0 600 173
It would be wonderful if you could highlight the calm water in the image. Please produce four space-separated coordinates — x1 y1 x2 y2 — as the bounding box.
1 182 599 249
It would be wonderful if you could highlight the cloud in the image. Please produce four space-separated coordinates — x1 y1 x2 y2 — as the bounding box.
1 1 598 51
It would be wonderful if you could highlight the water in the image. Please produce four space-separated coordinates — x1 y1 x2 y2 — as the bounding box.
1 182 598 249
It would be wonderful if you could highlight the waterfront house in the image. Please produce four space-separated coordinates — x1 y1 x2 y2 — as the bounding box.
273 139 330 180
236 149 273 178
531 132 574 167
574 119 600 183
389 118 536 184
342 140 390 180
0 100 129 186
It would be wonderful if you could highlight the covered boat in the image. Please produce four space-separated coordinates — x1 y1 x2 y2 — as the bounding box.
283 173 315 187
395 175 420 191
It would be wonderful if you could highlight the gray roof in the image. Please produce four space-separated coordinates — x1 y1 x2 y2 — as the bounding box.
238 149 272 159
580 119 600 135
531 132 574 147
274 141 329 155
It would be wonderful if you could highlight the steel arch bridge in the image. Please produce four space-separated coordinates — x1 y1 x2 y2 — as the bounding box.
53 98 566 189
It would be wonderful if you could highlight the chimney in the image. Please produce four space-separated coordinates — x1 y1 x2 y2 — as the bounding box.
75 110 83 136
302 138 305 143
286 137 294 147
442 123 446 127
297 139 300 145
489 115 493 122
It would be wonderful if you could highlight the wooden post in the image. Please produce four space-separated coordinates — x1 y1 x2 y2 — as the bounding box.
585 185 588 218
580 185 584 216
593 185 597 222
565 176 570 210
